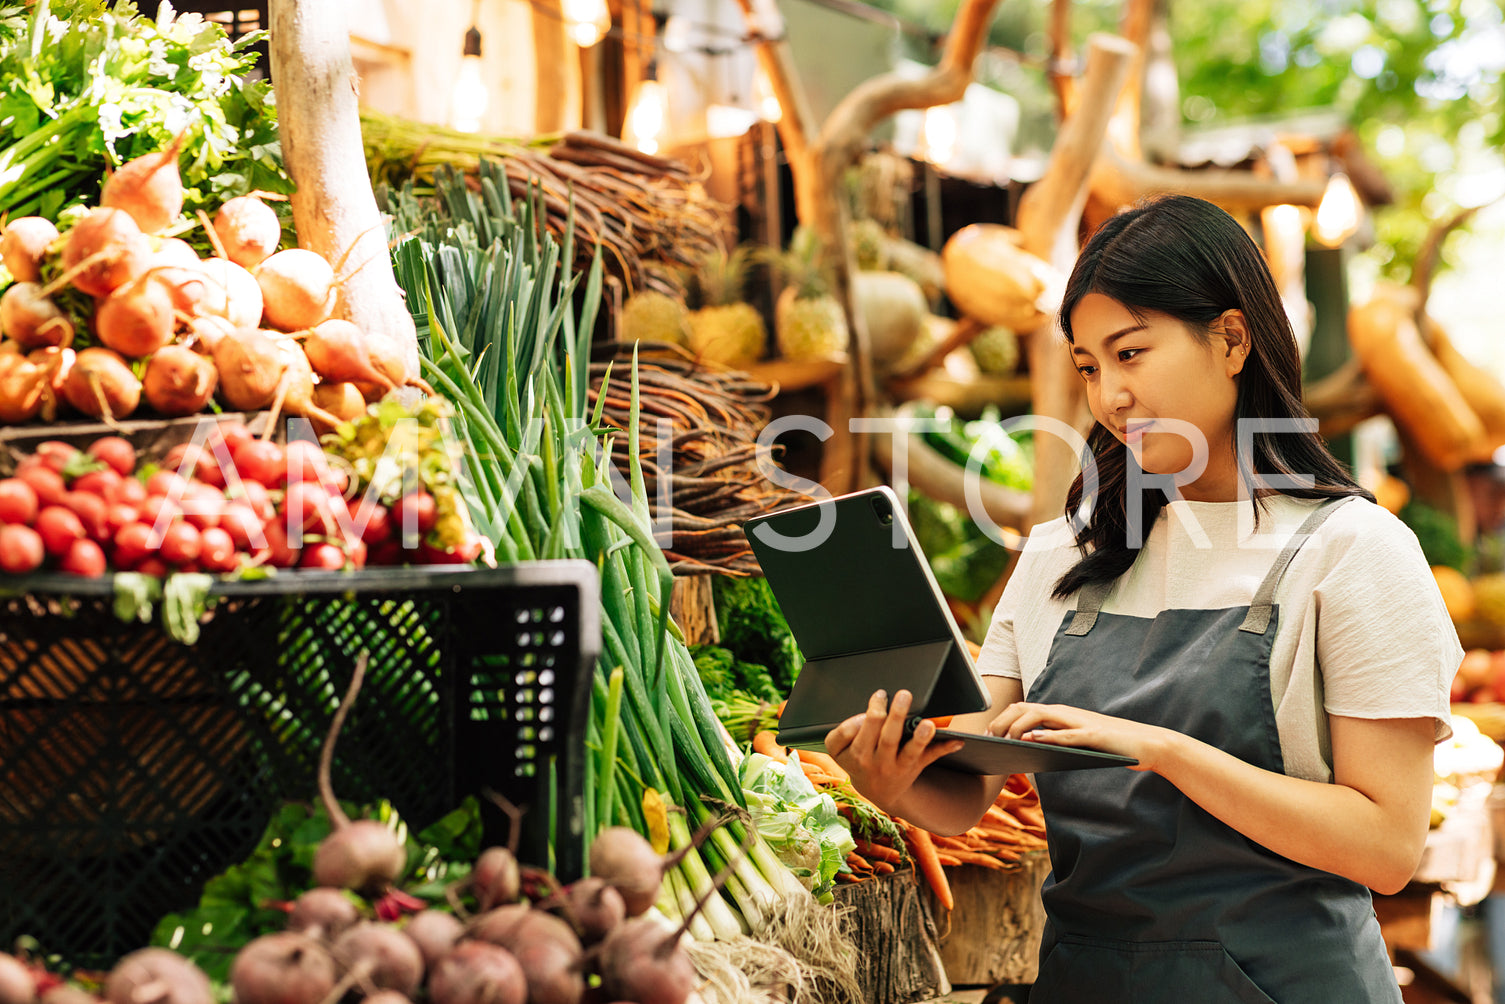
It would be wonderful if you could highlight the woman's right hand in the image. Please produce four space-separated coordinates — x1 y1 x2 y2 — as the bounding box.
824 688 966 811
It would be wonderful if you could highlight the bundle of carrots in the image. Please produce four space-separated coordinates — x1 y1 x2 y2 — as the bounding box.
750 730 1049 912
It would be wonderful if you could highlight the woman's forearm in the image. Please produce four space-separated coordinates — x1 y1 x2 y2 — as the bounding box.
1146 719 1434 894
871 763 1000 836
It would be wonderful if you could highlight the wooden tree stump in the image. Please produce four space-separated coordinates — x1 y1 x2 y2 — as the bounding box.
834 867 951 1003
669 573 719 648
920 854 1051 987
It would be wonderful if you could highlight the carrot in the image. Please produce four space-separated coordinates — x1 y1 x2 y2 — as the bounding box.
1003 774 1034 797
943 849 1019 870
800 769 848 788
905 826 954 912
853 839 903 863
872 860 895 875
777 698 787 716
847 852 873 872
751 730 789 762
927 715 954 729
793 747 850 782
930 834 977 853
935 852 963 867
835 872 861 884
1012 801 1046 832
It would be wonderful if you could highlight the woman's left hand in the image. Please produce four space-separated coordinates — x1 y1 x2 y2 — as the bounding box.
989 702 1168 772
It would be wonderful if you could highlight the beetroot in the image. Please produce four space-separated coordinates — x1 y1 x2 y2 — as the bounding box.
427 941 526 1004
104 948 212 1004
100 131 186 233
143 345 218 417
466 907 584 1004
587 827 670 918
0 216 58 283
311 652 407 893
402 910 463 971
330 923 424 998
213 195 281 269
61 207 151 299
597 916 698 1004
230 933 338 1004
564 877 627 944
473 846 521 910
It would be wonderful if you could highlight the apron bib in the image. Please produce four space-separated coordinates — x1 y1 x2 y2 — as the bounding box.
1028 499 1400 1003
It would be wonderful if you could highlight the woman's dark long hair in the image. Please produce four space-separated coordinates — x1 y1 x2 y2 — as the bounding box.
1052 194 1372 599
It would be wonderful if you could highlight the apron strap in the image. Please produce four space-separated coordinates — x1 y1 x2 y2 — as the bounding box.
1238 497 1355 634
1064 577 1114 636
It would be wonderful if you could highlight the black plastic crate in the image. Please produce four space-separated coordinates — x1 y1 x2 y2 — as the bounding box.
0 561 599 968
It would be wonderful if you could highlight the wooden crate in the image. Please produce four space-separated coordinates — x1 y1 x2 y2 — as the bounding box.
919 851 1051 987
834 865 951 1003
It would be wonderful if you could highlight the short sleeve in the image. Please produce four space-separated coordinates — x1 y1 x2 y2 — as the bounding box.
1312 506 1459 743
976 548 1037 681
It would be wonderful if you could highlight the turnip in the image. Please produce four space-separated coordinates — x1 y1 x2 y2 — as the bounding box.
272 339 342 432
184 314 235 355
100 131 187 234
195 257 263 331
229 932 338 1004
41 988 98 1004
329 923 424 998
28 346 74 419
0 353 48 423
311 381 367 425
1 282 73 349
401 910 462 971
95 274 176 358
104 948 211 1004
312 651 408 892
61 208 151 299
255 249 335 331
214 195 281 270
63 347 140 422
143 345 218 417
0 952 35 1004
153 238 201 270
0 479 39 525
213 329 287 412
302 319 393 391
1 217 58 283
427 941 526 1004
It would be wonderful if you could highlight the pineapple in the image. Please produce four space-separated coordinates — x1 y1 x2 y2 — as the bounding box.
620 290 691 347
849 217 888 271
770 227 849 362
686 245 766 369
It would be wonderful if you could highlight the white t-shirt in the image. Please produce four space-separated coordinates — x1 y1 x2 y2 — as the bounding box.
976 495 1459 782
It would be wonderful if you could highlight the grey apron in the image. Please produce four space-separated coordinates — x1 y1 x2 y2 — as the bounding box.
1028 499 1401 1003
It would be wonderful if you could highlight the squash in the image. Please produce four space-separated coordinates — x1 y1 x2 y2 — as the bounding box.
1432 565 1476 623
941 224 1061 332
1423 317 1505 459
1347 291 1486 471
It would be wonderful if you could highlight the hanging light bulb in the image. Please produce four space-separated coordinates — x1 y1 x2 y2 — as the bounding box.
754 66 781 123
921 105 958 167
1313 172 1362 248
449 24 488 133
563 0 611 48
626 64 667 155
661 14 693 54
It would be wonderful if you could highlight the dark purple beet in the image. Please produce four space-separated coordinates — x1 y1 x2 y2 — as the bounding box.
104 949 211 1004
230 932 339 1004
427 942 526 1004
402 910 463 971
331 923 425 997
287 887 361 941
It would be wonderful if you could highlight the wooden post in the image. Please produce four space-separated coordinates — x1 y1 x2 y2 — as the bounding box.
1013 34 1136 532
268 0 419 379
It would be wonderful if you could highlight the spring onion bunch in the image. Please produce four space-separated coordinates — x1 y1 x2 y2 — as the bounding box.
383 162 809 937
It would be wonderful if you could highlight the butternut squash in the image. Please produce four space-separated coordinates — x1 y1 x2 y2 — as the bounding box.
1347 293 1486 471
1423 317 1505 459
941 224 1061 332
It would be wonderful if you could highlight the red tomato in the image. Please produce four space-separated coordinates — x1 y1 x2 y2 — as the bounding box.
71 468 121 498
0 524 44 573
106 475 147 508
180 483 225 531
34 441 79 474
198 526 238 573
357 502 393 546
300 542 347 570
230 439 286 489
34 505 85 557
146 469 190 502
17 466 66 509
0 478 39 525
112 522 158 569
65 491 109 543
59 537 107 577
158 521 202 566
220 502 265 551
86 436 136 477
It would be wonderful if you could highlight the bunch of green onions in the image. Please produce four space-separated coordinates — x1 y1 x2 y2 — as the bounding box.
384 163 809 937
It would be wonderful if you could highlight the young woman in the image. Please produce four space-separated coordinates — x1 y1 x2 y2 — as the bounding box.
825 194 1459 1002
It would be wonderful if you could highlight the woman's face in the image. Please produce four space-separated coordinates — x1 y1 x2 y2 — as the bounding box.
1068 293 1249 502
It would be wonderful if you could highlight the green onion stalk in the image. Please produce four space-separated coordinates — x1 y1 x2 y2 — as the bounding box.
383 162 808 937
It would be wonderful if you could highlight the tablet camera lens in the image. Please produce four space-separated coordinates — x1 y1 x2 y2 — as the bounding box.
871 495 893 525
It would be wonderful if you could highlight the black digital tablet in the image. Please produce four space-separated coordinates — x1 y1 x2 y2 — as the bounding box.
744 486 1136 775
